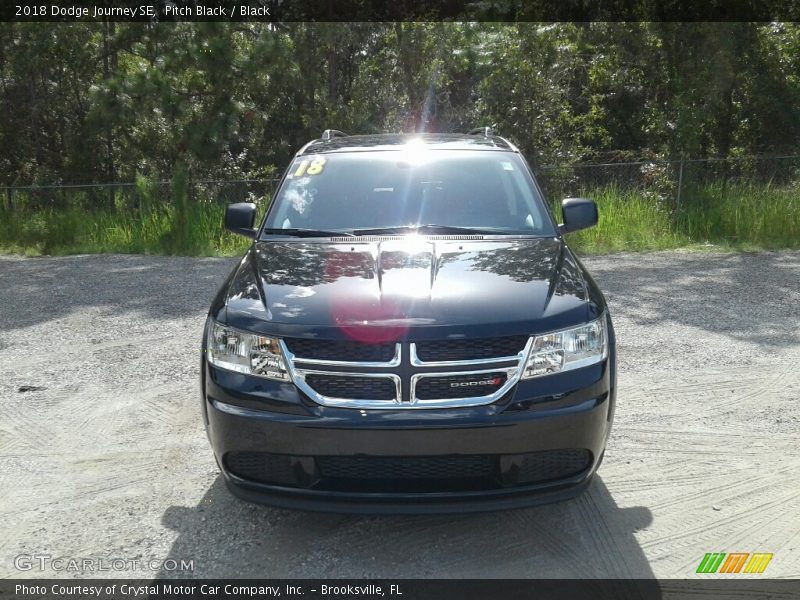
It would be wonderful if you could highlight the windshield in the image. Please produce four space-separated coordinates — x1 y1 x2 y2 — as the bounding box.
262 149 556 236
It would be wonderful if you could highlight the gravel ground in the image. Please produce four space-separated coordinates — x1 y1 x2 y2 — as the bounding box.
0 250 798 579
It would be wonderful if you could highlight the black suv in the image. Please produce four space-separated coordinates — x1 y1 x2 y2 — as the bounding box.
201 130 616 513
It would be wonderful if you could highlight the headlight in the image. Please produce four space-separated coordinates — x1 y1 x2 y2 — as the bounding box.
522 315 608 379
206 320 291 381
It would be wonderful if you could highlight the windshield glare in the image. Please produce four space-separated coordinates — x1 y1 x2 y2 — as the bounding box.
263 149 555 236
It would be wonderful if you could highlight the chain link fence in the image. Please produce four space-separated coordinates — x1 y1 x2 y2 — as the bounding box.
0 179 281 212
536 154 800 208
2 155 799 213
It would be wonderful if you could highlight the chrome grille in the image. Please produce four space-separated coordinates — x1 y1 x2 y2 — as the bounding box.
281 337 532 410
284 338 397 363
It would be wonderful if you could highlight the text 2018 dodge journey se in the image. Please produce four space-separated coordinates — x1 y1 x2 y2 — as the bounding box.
201 129 616 513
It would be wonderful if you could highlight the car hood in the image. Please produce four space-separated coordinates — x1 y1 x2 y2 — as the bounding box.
222 237 602 338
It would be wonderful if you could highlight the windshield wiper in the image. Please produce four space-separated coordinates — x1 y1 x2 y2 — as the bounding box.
351 224 500 236
261 228 355 238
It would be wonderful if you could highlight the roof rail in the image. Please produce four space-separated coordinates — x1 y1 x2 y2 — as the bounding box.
321 129 348 141
468 126 494 137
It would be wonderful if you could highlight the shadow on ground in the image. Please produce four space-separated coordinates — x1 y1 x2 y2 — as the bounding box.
158 476 654 579
586 250 800 349
0 255 237 332
1 251 797 349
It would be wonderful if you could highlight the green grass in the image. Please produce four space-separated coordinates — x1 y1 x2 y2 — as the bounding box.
674 182 800 250
559 182 800 254
0 182 798 256
0 200 258 256
560 187 691 254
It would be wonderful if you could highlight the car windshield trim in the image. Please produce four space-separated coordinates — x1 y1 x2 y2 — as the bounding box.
260 227 355 238
351 224 522 236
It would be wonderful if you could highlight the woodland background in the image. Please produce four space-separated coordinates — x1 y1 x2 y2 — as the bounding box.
1 22 798 254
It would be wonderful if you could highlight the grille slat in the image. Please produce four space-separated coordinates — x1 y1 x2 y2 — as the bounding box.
414 372 508 400
415 335 528 363
226 452 298 486
225 450 593 493
284 339 396 363
317 455 495 480
511 449 592 484
305 374 396 400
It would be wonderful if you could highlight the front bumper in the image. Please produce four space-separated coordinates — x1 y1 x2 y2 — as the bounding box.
202 353 615 514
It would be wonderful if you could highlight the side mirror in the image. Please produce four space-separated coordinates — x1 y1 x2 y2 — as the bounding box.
224 202 257 238
559 198 598 234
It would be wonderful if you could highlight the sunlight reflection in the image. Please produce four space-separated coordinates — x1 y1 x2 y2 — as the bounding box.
398 138 431 166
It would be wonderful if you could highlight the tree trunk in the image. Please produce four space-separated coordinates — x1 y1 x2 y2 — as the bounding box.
102 19 116 188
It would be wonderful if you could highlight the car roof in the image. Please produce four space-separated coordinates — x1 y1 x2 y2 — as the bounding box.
297 133 518 156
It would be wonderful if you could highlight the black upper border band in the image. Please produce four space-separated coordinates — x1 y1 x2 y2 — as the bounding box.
3 0 800 23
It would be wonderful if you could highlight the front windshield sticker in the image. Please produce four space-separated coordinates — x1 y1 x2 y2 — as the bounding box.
289 156 327 178
501 161 515 171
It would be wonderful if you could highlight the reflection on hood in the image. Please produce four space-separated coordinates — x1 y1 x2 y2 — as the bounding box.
224 238 594 334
